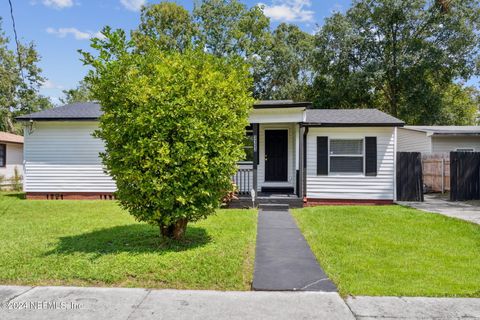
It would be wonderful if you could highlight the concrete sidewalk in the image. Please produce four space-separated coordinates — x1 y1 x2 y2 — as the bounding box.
1 285 480 320
346 296 480 319
0 285 353 320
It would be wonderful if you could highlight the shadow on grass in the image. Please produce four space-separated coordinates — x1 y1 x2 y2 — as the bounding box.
2 192 26 200
46 224 211 257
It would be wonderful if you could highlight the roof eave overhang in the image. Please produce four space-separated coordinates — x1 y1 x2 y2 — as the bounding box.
16 117 100 122
253 102 312 109
432 133 480 136
301 122 405 127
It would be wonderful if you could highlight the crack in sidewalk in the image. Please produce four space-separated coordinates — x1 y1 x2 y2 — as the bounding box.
126 289 151 320
4 286 36 304
300 277 330 290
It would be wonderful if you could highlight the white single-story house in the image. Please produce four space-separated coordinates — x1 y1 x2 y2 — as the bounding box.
0 132 24 186
398 126 480 154
16 101 404 205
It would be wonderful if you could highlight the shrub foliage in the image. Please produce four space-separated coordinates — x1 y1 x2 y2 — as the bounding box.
82 28 253 239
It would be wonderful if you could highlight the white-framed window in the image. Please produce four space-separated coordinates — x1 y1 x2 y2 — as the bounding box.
329 139 364 174
0 144 5 168
238 125 254 164
456 148 474 152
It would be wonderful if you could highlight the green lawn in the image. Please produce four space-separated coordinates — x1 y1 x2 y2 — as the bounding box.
293 205 480 297
0 193 256 290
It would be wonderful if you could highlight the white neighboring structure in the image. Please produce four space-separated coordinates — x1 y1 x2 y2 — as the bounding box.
398 126 480 153
23 121 115 195
0 132 24 186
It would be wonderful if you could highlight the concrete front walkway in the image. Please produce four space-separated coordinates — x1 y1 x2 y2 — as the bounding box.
398 193 480 225
0 286 353 320
252 209 336 291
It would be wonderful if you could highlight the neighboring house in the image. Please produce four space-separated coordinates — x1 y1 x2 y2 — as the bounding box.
16 102 404 205
398 126 480 153
0 132 24 186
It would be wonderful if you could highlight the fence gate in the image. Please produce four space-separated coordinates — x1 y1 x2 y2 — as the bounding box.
422 153 450 193
397 152 424 202
450 152 480 201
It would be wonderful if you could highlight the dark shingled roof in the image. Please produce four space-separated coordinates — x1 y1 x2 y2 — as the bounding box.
16 102 102 121
16 102 404 127
305 109 404 127
17 101 312 121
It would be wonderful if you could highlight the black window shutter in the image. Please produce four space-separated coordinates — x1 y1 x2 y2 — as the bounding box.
317 137 328 175
365 137 377 176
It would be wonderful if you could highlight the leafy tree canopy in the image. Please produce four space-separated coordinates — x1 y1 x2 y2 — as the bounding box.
60 80 94 104
81 27 254 239
132 0 305 99
311 0 480 125
0 18 52 133
132 2 197 52
264 23 315 101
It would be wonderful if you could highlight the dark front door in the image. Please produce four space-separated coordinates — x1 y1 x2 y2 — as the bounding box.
265 130 288 182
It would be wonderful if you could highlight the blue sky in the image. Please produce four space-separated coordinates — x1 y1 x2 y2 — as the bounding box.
0 0 477 104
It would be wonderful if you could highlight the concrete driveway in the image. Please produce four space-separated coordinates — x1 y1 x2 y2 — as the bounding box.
398 193 480 225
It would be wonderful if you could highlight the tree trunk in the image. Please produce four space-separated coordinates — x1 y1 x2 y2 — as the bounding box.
159 218 188 240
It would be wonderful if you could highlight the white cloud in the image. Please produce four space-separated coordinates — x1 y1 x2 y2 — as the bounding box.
93 32 107 40
259 0 315 23
42 0 74 9
46 27 105 40
42 79 64 90
120 0 146 12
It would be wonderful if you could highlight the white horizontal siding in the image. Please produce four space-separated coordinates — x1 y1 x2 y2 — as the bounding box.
431 136 480 153
0 143 23 181
397 128 431 153
306 127 395 200
24 121 115 192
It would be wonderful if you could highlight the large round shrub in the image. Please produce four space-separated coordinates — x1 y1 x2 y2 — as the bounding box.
83 29 253 239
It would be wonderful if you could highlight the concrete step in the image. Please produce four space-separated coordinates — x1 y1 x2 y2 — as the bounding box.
258 203 290 211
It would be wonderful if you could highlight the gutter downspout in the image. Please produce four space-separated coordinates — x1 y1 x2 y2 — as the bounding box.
299 125 309 202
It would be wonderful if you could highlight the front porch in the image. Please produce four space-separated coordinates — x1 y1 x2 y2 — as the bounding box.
228 192 304 209
228 101 311 208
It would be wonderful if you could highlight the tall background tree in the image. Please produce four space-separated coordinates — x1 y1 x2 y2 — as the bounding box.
0 19 52 133
59 80 93 104
193 0 271 97
82 28 254 239
132 2 197 52
311 0 480 125
263 23 314 101
132 1 317 100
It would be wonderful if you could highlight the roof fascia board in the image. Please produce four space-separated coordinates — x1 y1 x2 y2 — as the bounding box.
301 123 404 127
16 117 99 122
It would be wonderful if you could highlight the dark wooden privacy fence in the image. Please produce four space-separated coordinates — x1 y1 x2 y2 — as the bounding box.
397 152 424 202
450 152 480 201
